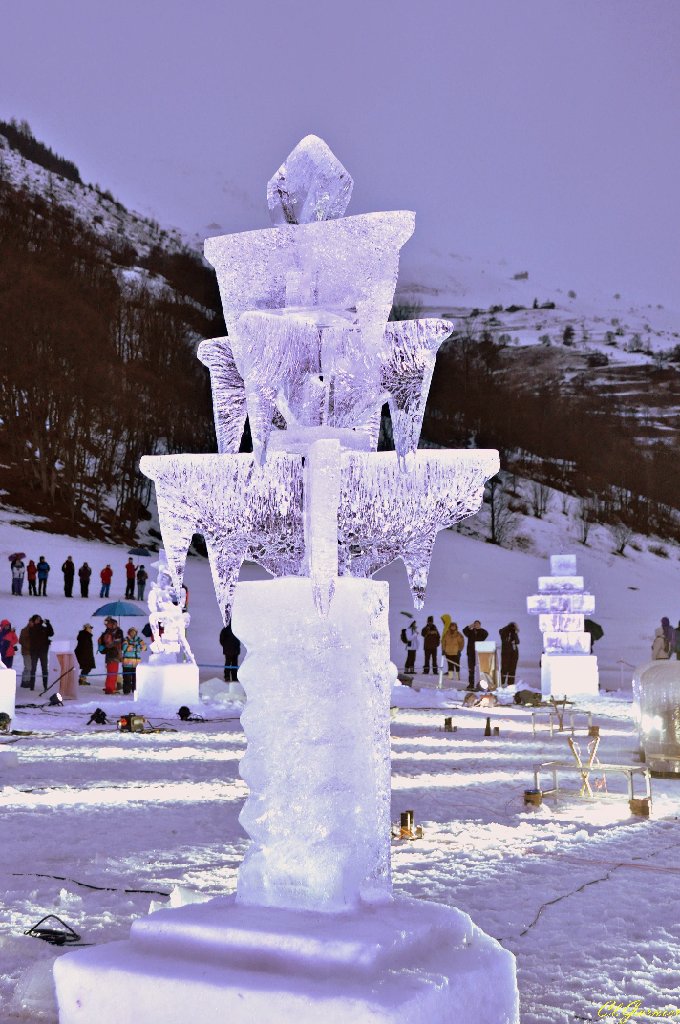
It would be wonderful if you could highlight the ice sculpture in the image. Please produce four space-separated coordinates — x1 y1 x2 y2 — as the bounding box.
133 555 199 707
55 137 515 1024
527 554 599 697
633 660 680 775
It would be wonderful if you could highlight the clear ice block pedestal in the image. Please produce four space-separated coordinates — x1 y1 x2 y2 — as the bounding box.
0 666 16 719
541 654 599 698
134 662 199 707
54 579 518 1023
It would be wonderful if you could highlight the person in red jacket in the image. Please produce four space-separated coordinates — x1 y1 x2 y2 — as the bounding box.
26 560 38 597
100 564 113 598
0 620 19 668
124 558 137 599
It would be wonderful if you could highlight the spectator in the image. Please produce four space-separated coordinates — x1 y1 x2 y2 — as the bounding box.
100 564 113 598
124 558 137 600
36 556 50 597
26 560 38 597
652 626 671 660
105 618 124 692
62 555 76 597
11 557 25 596
441 621 464 679
661 617 676 651
75 623 96 685
400 617 419 674
675 620 680 661
19 616 35 687
498 622 520 687
78 562 92 598
0 620 18 668
463 620 489 690
28 615 54 691
219 620 241 682
136 565 148 602
98 629 120 694
121 627 146 693
584 619 604 650
421 616 441 675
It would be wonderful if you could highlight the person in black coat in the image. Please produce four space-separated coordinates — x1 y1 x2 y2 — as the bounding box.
220 621 241 682
420 616 441 675
75 623 96 685
462 620 489 690
78 562 92 598
62 556 76 597
28 615 54 691
498 622 520 687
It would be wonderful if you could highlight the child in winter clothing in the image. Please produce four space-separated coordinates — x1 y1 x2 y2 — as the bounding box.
121 628 146 694
0 620 18 668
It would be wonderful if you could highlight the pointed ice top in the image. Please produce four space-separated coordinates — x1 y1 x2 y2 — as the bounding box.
267 135 353 225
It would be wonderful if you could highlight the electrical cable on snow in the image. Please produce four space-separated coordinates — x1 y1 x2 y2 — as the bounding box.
11 872 170 896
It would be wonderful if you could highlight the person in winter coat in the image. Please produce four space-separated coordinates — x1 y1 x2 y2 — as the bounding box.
11 558 25 596
100 564 113 598
26 560 38 597
441 621 465 679
661 617 676 652
498 622 520 687
136 565 148 602
124 559 137 600
78 562 92 598
19 616 35 687
400 618 419 674
121 627 146 694
675 621 680 661
421 616 441 674
74 624 96 685
652 626 672 660
98 629 120 694
0 620 18 668
219 620 241 682
36 557 50 597
463 620 489 689
28 615 54 690
62 556 75 597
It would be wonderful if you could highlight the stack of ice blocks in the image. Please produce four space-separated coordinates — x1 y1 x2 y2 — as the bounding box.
527 554 599 697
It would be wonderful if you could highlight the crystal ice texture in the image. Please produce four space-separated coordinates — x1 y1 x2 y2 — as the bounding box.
267 134 353 225
527 554 599 696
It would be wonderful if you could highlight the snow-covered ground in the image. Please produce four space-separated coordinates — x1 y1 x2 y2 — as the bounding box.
2 515 680 1022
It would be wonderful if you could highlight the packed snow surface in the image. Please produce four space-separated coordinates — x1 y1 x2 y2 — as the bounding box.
2 517 680 1022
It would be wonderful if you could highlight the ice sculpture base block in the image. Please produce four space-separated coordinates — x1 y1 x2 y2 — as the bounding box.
0 667 16 719
54 895 519 1024
134 663 199 707
541 654 599 698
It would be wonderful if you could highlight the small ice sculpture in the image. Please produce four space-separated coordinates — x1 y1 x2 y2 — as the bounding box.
147 555 194 665
527 554 598 697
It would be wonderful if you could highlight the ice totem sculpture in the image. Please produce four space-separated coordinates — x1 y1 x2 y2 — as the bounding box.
54 137 517 1024
527 553 599 697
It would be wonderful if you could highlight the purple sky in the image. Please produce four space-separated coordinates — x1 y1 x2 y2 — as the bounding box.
2 0 679 304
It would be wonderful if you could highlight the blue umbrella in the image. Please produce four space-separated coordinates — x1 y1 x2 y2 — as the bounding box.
128 546 152 557
93 601 147 620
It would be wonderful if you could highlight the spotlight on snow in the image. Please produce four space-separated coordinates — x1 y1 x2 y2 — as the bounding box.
177 706 192 721
48 693 63 708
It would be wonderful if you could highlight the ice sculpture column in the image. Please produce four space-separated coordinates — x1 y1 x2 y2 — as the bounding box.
527 554 599 697
55 136 517 1024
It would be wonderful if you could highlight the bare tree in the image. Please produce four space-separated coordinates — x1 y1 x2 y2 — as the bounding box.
610 519 634 556
485 475 517 546
530 481 552 519
575 496 598 545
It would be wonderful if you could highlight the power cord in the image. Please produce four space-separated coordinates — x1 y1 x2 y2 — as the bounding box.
24 914 92 947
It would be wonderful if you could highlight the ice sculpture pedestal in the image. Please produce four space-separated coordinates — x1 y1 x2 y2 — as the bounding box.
134 662 199 707
541 654 599 698
0 666 16 719
53 895 518 1024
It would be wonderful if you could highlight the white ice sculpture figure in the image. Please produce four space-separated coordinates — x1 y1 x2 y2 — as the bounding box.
527 553 599 697
147 556 195 665
56 137 516 1024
